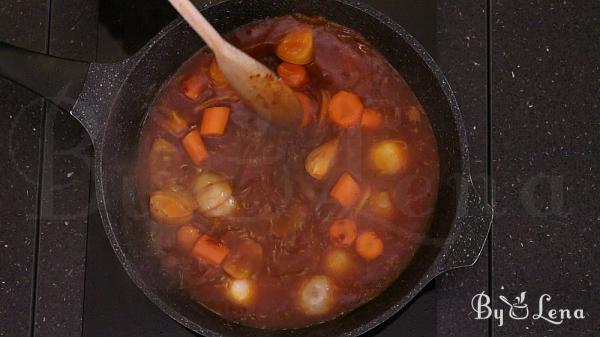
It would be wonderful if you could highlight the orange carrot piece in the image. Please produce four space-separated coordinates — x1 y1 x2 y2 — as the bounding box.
355 231 384 260
361 109 383 131
181 74 207 101
295 92 317 127
330 172 361 208
176 224 201 251
200 106 230 136
277 62 309 88
209 58 228 86
160 109 189 136
191 234 230 266
276 28 315 65
328 90 364 128
329 219 358 247
181 130 208 166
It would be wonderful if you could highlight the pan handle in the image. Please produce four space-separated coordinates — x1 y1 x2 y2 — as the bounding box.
69 60 133 147
436 180 493 273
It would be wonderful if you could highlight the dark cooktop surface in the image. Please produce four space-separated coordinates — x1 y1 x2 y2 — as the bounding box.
4 0 598 336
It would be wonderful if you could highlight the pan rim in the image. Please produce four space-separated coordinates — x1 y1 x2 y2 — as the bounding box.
93 0 474 336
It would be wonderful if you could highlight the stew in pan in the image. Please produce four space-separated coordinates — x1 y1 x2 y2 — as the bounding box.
136 14 439 329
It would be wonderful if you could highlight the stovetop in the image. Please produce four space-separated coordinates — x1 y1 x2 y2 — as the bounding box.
2 1 480 336
3 0 600 337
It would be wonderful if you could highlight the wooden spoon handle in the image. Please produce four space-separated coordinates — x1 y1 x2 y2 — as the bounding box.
168 0 226 52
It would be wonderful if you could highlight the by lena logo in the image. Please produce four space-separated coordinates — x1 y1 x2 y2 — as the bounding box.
499 292 529 320
471 291 586 327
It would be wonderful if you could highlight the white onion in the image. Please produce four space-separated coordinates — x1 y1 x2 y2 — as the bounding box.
193 172 236 217
196 181 232 213
369 140 408 175
226 279 255 305
298 275 334 315
305 138 339 180
205 196 237 217
194 172 225 191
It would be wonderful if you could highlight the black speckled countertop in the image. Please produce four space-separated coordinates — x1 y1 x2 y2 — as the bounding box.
489 1 600 335
1 0 599 336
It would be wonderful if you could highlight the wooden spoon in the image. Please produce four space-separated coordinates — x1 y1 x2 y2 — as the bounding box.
168 0 304 127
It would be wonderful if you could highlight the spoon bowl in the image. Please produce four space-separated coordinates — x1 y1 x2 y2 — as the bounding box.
169 0 304 127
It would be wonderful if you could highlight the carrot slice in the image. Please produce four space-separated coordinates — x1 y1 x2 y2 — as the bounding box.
200 106 230 136
328 90 364 128
361 109 383 131
160 109 189 136
277 62 309 88
295 92 317 127
276 28 315 65
355 231 384 260
329 219 358 247
330 172 361 208
191 234 230 266
176 224 201 251
209 58 228 86
181 130 208 166
181 74 207 101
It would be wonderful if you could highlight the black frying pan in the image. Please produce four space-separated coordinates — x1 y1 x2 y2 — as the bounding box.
0 0 492 336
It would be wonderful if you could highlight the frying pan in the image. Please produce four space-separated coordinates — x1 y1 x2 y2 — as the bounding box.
0 0 492 335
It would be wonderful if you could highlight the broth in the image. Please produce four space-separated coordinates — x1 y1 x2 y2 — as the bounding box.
136 14 439 329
